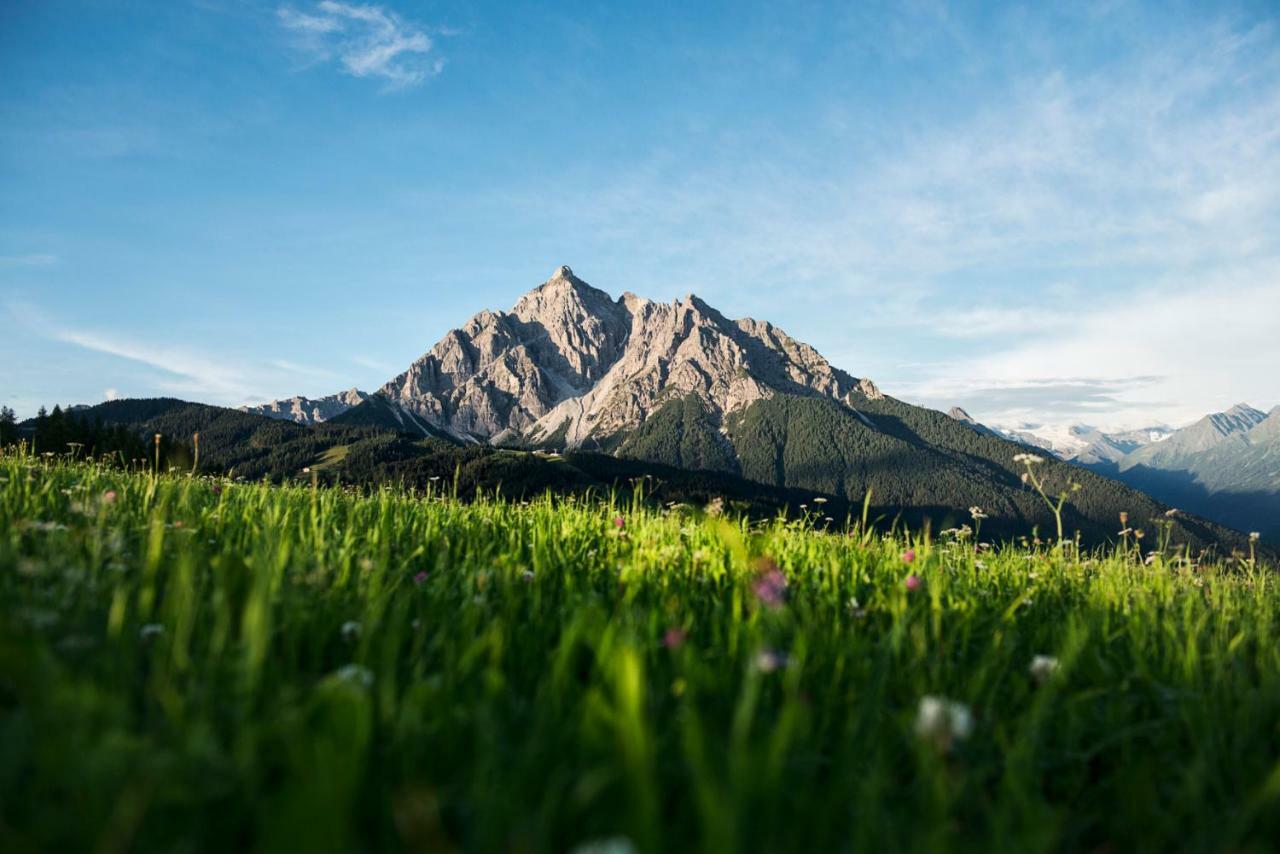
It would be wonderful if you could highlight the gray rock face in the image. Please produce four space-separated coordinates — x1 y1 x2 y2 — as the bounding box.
372 266 880 446
241 388 369 425
1122 403 1267 467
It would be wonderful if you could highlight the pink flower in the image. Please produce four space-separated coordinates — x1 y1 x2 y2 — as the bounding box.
752 561 788 608
613 516 626 530
901 549 916 564
102 490 117 504
905 574 922 592
663 627 687 649
212 485 222 495
413 571 429 585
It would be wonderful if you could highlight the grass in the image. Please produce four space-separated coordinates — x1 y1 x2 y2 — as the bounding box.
1 450 1278 853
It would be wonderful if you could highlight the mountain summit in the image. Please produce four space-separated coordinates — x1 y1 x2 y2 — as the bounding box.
340 266 882 447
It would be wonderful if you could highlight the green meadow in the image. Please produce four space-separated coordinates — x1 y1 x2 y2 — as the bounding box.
2 450 1277 853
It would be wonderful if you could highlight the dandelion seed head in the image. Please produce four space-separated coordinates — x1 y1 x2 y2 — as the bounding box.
1029 654 1060 685
914 695 973 750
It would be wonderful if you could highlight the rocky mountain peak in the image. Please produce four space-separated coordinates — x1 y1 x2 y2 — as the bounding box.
365 268 881 445
255 267 881 445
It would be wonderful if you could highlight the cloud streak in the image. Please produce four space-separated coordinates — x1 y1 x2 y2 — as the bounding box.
277 1 444 88
5 297 342 407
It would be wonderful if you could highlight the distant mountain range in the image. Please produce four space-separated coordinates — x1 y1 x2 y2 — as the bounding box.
949 404 1279 541
950 410 1175 466
217 265 1249 551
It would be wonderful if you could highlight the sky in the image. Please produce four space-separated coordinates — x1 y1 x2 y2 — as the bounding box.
2 0 1278 430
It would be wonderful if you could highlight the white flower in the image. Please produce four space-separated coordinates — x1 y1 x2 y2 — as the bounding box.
334 664 374 688
813 496 828 504
1012 453 1044 465
968 506 987 520
754 649 789 673
1250 532 1261 542
1029 655 1060 685
571 838 638 854
139 623 164 640
915 695 973 749
341 620 362 641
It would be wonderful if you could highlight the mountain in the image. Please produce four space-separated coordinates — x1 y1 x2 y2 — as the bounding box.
249 266 1250 551
1121 404 1266 467
1114 404 1280 540
947 406 1005 440
979 421 1173 464
338 265 882 448
240 388 369 425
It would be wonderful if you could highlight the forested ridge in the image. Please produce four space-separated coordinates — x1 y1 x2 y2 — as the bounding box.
7 394 1254 552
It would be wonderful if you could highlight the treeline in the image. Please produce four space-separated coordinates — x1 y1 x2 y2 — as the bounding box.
5 394 1253 552
6 405 150 463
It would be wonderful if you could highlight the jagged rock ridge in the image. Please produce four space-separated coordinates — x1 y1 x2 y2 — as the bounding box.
366 266 881 446
241 388 369 426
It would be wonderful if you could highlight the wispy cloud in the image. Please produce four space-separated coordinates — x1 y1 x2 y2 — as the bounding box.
277 1 445 89
477 12 1280 427
0 254 58 267
895 270 1280 429
6 298 343 407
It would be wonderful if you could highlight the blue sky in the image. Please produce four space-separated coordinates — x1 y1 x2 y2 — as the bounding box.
3 0 1278 429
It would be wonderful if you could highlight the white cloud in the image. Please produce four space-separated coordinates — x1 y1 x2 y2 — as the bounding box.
485 14 1280 429
4 298 343 407
104 388 119 401
898 270 1280 429
0 254 58 267
277 2 444 88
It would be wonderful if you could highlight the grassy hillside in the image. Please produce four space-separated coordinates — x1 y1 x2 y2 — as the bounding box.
16 396 1254 551
612 394 1251 552
2 452 1278 852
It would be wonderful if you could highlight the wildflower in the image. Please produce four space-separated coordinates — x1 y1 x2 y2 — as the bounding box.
1119 511 1129 526
102 489 117 504
846 596 866 619
754 648 789 673
1164 508 1179 517
613 515 625 530
341 620 362 641
663 627 687 649
334 664 374 688
1012 453 1044 465
905 574 922 592
302 467 311 474
752 559 788 608
901 549 916 564
1029 655 1060 685
968 506 986 520
570 837 638 854
212 485 222 495
813 496 828 505
413 570 429 585
914 695 973 751
1250 532 1261 542
139 623 164 641
520 570 535 583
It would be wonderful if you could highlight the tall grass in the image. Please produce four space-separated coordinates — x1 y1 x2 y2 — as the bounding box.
1 450 1278 853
